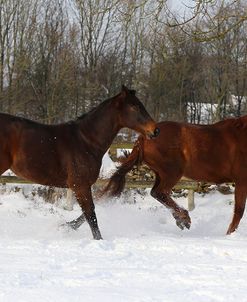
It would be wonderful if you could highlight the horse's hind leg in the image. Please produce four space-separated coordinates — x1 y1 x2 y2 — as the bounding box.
151 173 191 230
226 183 247 235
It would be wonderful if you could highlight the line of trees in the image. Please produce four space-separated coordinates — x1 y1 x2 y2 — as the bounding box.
0 0 246 124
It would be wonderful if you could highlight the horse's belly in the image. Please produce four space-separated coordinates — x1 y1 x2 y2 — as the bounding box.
184 163 232 183
11 159 67 187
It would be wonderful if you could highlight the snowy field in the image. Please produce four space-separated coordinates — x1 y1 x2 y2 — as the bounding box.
0 185 247 302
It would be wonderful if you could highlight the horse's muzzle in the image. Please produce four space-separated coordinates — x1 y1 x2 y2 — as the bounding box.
149 127 160 139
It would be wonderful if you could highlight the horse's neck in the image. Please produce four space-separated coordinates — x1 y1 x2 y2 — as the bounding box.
78 100 120 156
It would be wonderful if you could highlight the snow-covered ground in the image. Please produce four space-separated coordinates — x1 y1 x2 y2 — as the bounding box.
0 185 247 302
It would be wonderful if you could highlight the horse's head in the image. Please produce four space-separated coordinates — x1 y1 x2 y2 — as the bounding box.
116 85 159 139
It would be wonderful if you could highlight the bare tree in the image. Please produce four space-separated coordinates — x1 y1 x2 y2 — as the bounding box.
0 0 20 110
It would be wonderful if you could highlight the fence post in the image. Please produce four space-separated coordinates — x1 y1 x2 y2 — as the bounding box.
64 189 74 211
187 189 195 211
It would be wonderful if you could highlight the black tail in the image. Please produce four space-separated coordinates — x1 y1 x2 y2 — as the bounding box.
102 137 144 197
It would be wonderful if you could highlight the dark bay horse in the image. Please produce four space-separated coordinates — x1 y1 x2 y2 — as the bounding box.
0 86 159 239
103 116 247 235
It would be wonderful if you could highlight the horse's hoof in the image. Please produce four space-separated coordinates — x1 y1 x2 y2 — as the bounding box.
94 236 103 240
176 219 191 230
93 231 103 240
67 222 79 230
60 222 77 231
184 220 191 230
173 210 191 230
226 227 235 235
176 220 184 230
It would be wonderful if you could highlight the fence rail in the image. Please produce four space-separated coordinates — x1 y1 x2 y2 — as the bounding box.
0 175 209 211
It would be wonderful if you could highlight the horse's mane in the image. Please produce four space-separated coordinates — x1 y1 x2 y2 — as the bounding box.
76 96 116 121
212 115 247 130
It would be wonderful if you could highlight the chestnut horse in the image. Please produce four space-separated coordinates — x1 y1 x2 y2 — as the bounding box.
0 86 159 239
103 116 247 235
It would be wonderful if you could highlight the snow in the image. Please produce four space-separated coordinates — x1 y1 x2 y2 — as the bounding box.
116 148 132 158
0 186 247 302
187 95 247 124
99 151 116 179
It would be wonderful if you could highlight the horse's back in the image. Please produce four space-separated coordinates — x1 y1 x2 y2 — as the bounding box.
0 113 76 185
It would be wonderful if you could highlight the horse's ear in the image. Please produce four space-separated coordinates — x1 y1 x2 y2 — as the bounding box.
120 85 129 98
129 89 136 95
122 85 128 91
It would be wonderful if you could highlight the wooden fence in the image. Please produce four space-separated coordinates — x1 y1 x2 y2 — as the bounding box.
0 174 209 211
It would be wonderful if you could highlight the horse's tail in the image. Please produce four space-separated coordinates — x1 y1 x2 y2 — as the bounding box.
102 137 144 197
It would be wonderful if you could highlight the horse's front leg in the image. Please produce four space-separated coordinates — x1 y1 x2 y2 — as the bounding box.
154 191 191 230
151 174 191 230
73 186 102 240
170 198 191 230
66 214 86 230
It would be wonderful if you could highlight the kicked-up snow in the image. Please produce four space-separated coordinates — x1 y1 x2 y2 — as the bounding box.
0 187 247 302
